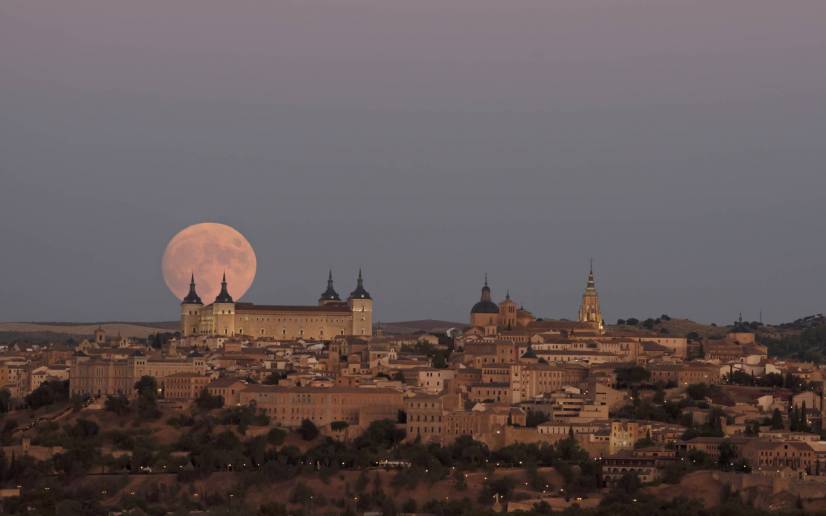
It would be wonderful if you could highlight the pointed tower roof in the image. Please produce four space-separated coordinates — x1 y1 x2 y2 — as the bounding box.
348 269 371 300
319 269 341 301
182 273 203 305
214 272 234 303
585 258 597 291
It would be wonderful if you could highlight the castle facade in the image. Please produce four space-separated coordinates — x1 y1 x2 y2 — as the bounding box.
180 270 373 340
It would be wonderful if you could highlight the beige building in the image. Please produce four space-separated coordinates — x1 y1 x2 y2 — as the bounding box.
509 363 589 403
602 447 676 486
648 361 721 386
164 372 211 400
181 271 373 340
240 384 403 429
69 353 206 398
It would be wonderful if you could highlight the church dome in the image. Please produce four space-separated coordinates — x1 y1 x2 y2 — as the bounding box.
471 276 499 314
471 299 500 314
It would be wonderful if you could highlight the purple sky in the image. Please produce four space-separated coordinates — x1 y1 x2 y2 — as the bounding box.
1 0 825 324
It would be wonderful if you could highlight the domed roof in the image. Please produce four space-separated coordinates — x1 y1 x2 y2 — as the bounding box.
471 299 500 314
471 275 499 314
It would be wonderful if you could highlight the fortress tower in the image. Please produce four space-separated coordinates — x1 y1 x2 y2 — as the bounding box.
212 272 236 336
180 273 203 337
347 269 373 337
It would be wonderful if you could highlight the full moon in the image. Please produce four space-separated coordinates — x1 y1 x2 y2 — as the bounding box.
162 222 257 303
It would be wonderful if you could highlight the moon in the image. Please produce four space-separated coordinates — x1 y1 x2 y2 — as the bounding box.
162 222 257 303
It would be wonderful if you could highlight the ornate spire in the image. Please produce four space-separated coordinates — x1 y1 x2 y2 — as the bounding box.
319 269 341 301
349 268 371 300
586 258 596 290
480 274 492 302
214 271 234 303
182 272 203 304
578 260 603 330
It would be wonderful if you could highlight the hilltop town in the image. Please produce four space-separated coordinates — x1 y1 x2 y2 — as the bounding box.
2 269 826 515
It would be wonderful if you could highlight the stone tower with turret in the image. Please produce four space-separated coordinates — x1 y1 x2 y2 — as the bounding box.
578 261 604 331
347 269 373 337
212 272 236 336
180 273 203 337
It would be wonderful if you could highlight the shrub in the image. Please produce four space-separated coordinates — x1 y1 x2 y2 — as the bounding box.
298 419 319 441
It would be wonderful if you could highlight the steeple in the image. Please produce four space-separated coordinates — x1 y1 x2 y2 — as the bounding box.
586 258 596 290
182 272 203 305
214 272 234 303
578 260 603 331
319 269 341 302
349 268 371 300
480 273 492 302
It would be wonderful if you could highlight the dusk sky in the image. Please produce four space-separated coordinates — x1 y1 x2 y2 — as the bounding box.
1 0 825 325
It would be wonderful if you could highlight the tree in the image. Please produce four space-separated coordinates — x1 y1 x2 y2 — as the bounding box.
771 408 784 430
616 472 641 494
686 383 712 401
134 376 158 398
267 427 287 446
134 376 160 420
615 366 650 387
298 419 319 441
718 440 737 468
104 394 130 416
194 389 224 410
0 389 11 413
25 380 69 409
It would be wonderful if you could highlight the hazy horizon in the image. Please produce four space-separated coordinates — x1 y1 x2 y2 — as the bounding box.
2 0 825 325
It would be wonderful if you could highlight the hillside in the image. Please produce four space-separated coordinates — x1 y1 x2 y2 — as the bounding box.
0 321 178 342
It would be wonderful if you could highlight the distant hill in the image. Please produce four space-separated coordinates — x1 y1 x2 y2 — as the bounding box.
0 321 178 342
376 319 466 335
609 318 729 338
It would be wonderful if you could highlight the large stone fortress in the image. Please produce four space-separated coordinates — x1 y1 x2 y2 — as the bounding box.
180 270 373 339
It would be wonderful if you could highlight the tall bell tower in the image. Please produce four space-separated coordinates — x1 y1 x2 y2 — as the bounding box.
578 260 604 331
